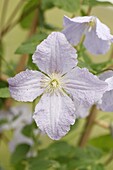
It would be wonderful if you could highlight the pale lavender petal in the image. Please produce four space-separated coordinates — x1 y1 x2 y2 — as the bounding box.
32 32 77 75
63 67 108 105
99 70 113 91
63 15 93 25
98 90 113 112
8 70 46 102
73 98 91 118
33 92 76 140
105 76 113 91
98 70 113 112
96 18 113 41
84 28 110 54
99 70 113 81
62 16 88 45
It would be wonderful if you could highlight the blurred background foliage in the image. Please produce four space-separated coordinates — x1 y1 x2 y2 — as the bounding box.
0 0 113 170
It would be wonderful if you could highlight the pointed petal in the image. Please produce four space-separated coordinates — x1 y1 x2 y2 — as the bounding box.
32 32 77 75
63 15 93 25
99 70 113 80
105 76 113 91
98 90 113 112
98 70 113 112
62 16 87 45
8 70 46 102
63 67 108 105
84 28 110 55
96 18 113 41
33 92 76 140
99 70 113 91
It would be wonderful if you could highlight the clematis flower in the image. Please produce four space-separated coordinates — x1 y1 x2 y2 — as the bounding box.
63 15 113 55
98 70 113 112
8 32 108 140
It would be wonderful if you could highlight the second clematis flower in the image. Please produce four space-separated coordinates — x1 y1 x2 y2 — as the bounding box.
98 70 113 112
63 15 113 55
8 32 108 140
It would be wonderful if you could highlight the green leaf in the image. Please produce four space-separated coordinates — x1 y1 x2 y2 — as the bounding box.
20 0 39 29
28 158 60 170
0 80 8 88
41 0 54 10
66 146 104 170
38 141 75 160
36 143 104 170
22 124 33 137
42 0 80 12
0 87 10 98
0 119 8 126
22 122 36 137
91 164 105 170
0 81 8 108
89 134 113 152
11 144 30 165
75 146 103 160
13 162 26 170
54 0 80 13
15 43 37 55
15 32 47 55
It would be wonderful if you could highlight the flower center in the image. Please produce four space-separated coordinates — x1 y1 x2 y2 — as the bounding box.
88 17 96 32
44 73 64 93
42 73 64 94
50 79 59 88
89 20 95 27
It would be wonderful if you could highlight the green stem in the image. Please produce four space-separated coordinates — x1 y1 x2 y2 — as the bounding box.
86 6 92 16
104 151 113 166
3 0 25 30
0 0 9 31
78 105 97 147
1 3 39 38
1 55 16 75
0 0 9 79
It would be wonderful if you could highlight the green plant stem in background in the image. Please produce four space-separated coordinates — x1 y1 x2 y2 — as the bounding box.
0 0 9 79
1 2 39 38
1 56 16 75
94 119 110 129
16 7 40 73
0 50 1 78
3 0 25 31
4 2 40 109
104 151 113 166
0 0 9 30
86 6 92 16
78 105 97 147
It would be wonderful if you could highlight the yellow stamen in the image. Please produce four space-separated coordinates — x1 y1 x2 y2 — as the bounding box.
51 79 59 88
